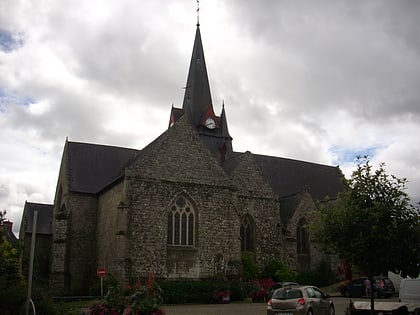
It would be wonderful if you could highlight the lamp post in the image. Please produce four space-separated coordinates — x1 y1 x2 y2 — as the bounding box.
26 210 37 315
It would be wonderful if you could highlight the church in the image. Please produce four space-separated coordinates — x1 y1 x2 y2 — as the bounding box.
19 23 344 294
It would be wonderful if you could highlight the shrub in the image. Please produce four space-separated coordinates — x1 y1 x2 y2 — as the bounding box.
296 271 316 285
241 254 258 281
261 260 296 282
295 259 337 287
90 272 165 315
159 279 243 304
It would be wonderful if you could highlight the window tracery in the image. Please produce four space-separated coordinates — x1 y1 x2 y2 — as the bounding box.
167 195 195 246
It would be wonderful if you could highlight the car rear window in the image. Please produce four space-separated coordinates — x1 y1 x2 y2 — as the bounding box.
273 289 303 300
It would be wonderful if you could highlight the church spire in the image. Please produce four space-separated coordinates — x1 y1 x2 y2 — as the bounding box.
169 15 233 162
182 24 213 127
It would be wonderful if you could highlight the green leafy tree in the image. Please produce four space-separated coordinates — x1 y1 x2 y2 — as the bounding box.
0 210 26 312
313 157 420 313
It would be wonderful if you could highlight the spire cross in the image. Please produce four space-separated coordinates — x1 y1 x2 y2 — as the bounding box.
196 0 200 26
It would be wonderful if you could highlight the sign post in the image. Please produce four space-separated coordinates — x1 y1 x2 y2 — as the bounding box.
97 267 107 296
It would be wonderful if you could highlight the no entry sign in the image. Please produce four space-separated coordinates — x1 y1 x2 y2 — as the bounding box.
97 267 107 278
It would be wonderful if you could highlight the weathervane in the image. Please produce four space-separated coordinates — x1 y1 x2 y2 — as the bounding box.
196 0 200 26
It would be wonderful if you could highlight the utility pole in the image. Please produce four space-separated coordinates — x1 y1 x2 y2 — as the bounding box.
26 210 37 315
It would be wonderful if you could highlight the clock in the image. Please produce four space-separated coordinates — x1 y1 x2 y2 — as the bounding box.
205 117 216 129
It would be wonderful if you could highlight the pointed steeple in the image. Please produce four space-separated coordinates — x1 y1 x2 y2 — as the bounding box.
169 21 234 162
220 102 231 139
182 24 213 127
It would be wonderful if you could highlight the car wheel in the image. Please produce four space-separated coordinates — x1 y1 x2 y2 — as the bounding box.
329 306 335 315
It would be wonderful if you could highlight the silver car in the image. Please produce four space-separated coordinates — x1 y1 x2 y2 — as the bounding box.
267 285 335 315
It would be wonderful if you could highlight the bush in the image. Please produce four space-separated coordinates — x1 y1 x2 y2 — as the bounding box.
0 284 26 314
87 272 165 315
296 272 316 285
0 229 26 313
158 279 243 304
261 260 296 282
296 259 337 287
241 254 258 281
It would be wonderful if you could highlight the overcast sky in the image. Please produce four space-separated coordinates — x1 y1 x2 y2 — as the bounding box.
1 0 420 236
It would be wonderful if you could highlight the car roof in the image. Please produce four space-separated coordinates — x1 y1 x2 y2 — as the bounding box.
276 285 317 290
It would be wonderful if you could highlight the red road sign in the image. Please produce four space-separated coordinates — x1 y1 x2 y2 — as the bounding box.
97 267 107 278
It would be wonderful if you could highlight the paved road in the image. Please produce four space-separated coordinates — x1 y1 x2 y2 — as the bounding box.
163 296 400 315
163 297 349 315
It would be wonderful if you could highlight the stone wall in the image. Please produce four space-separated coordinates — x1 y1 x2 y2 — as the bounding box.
123 177 240 281
284 192 327 272
230 151 281 271
50 141 70 291
21 234 52 280
97 181 128 282
66 192 98 294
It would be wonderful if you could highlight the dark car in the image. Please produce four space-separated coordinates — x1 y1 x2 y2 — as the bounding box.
267 285 335 315
340 277 395 298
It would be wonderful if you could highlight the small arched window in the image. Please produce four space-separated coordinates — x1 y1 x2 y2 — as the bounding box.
240 214 254 252
167 195 195 246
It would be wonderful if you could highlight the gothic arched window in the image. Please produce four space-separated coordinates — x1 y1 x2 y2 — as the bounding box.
240 215 254 252
297 218 310 255
167 195 195 246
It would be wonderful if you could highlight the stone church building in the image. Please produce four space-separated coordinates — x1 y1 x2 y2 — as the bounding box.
20 24 344 294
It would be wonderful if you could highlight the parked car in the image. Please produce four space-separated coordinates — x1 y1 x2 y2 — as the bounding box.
339 276 395 298
266 282 300 299
399 279 420 303
267 285 335 315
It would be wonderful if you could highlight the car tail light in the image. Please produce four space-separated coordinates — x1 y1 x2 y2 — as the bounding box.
267 299 273 309
297 298 306 305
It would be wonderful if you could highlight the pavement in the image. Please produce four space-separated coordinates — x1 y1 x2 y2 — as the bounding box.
321 283 342 297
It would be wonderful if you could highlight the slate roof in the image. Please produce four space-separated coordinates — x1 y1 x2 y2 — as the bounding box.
223 151 344 201
20 202 54 236
67 141 139 194
64 133 344 204
182 25 213 127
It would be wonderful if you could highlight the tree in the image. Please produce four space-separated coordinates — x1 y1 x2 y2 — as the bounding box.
0 210 26 312
313 157 420 313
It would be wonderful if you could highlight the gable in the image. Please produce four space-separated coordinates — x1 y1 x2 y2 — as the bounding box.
126 116 232 187
229 151 276 198
284 192 316 227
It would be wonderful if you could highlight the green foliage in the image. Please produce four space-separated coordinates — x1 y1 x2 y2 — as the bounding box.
313 259 337 287
313 156 420 278
241 254 258 281
127 273 164 315
228 281 245 301
53 301 90 315
102 276 126 313
296 272 316 286
0 211 27 312
159 279 243 304
95 272 165 314
296 259 337 287
261 259 296 282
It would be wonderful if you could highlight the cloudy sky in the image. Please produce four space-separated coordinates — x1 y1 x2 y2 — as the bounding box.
1 0 419 236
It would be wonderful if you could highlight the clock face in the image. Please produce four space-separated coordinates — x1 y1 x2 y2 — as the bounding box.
205 117 216 129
